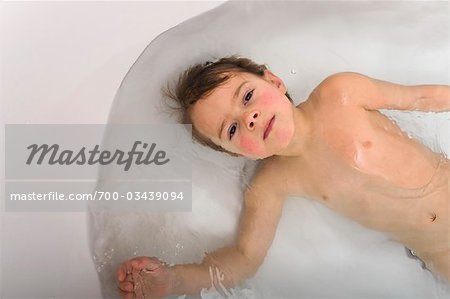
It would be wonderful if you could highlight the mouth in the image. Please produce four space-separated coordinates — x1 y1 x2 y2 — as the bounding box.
263 116 275 140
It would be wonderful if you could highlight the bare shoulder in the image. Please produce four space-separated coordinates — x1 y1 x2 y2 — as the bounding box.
316 72 370 91
310 72 374 105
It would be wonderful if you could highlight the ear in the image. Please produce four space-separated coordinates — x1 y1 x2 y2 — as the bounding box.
263 70 287 93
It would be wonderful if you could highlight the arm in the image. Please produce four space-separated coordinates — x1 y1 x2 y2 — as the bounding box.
171 178 286 295
319 72 450 112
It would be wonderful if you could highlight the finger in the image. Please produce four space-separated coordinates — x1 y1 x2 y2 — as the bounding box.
118 281 134 293
130 257 146 269
124 259 136 273
125 273 134 284
116 263 129 282
118 287 134 299
132 269 145 299
132 256 164 271
131 259 145 270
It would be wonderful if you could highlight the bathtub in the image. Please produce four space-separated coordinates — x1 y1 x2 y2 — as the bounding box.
2 1 449 298
90 1 450 298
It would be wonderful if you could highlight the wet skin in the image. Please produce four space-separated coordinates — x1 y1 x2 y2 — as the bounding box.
279 83 450 279
117 71 450 297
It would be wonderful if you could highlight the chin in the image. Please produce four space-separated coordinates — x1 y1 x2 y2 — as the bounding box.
277 127 295 149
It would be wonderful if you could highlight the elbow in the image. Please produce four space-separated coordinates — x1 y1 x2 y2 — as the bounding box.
236 246 265 278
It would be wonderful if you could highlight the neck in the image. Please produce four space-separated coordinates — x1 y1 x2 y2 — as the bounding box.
277 102 313 157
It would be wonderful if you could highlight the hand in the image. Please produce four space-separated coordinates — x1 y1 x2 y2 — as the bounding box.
116 256 175 299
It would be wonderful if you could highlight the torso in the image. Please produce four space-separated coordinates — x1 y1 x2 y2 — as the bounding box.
262 90 450 273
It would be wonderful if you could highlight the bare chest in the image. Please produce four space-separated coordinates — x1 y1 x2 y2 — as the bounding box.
268 101 449 251
308 106 441 191
277 103 443 200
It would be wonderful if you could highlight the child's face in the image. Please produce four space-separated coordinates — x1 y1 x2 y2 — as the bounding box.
191 71 295 159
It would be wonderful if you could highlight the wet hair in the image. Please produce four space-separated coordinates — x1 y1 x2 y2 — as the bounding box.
163 56 293 157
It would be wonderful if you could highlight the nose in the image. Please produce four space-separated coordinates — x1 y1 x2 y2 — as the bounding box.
244 110 260 130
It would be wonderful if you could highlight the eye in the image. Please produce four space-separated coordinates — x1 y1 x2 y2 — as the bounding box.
228 123 237 140
244 89 254 104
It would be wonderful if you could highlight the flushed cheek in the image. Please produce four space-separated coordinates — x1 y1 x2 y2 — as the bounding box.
239 135 264 156
259 90 279 107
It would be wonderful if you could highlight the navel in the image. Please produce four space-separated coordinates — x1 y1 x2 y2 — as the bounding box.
429 212 437 223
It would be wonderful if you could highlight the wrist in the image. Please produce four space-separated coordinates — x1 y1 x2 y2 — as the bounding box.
169 264 187 295
169 263 210 295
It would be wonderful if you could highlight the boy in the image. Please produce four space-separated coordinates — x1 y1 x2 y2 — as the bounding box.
116 56 450 298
